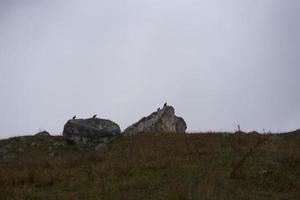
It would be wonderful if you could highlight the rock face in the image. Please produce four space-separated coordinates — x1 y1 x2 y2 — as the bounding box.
35 131 50 136
123 105 187 136
63 118 121 144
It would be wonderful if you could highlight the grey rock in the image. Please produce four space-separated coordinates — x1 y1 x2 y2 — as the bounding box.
17 147 24 152
63 117 121 144
53 142 62 147
175 117 187 132
82 137 88 144
286 129 300 135
248 131 260 135
35 131 50 136
0 148 8 158
123 105 187 136
100 137 113 144
235 131 246 134
95 143 108 152
1 154 17 161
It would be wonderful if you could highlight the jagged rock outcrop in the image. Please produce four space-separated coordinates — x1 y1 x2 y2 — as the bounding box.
123 105 187 136
63 118 121 144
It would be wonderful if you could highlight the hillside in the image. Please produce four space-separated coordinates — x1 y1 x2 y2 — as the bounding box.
0 133 299 200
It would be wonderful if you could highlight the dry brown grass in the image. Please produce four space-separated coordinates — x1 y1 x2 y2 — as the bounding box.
0 133 299 199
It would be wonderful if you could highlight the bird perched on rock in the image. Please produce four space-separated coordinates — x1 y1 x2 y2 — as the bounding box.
237 124 241 132
157 107 160 111
72 116 76 119
164 102 167 107
92 114 97 118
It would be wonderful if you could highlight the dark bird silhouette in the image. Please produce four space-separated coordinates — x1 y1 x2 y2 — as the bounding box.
72 115 76 119
157 107 160 111
164 102 167 107
92 114 97 118
237 124 241 132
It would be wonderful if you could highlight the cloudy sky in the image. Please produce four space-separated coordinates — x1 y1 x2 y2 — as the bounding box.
0 0 299 138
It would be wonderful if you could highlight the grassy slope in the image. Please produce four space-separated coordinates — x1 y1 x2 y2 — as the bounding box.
0 133 299 200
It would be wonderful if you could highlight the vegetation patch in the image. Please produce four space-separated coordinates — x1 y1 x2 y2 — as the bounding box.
0 133 299 199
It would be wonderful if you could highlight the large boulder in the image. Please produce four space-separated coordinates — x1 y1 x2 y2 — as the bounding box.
63 118 121 144
123 105 187 136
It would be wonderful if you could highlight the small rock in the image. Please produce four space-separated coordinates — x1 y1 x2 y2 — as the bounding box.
35 131 50 136
2 154 17 161
53 142 61 147
82 137 88 144
235 131 246 134
248 131 260 135
0 148 8 156
100 137 113 144
17 147 24 152
30 142 36 147
95 143 108 152
286 129 300 135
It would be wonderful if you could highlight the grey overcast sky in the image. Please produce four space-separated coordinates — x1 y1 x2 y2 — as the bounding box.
0 0 300 138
